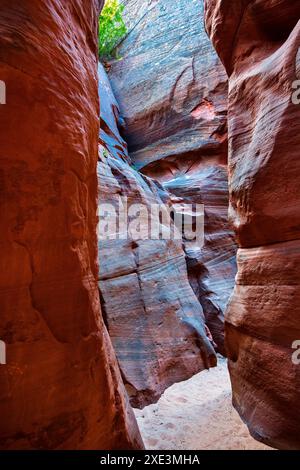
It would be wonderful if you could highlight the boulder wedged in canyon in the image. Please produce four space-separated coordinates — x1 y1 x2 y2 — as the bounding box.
98 63 217 408
205 0 300 450
0 0 143 450
107 0 237 353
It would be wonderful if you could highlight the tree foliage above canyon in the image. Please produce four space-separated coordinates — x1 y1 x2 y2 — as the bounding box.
99 0 127 60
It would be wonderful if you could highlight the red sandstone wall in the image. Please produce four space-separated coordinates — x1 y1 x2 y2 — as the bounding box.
205 0 300 450
0 0 143 449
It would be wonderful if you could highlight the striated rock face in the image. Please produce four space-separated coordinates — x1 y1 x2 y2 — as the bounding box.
110 0 227 169
98 63 217 408
0 0 143 449
108 0 237 353
205 0 300 450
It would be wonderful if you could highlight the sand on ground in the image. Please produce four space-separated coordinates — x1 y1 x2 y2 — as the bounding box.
134 357 271 450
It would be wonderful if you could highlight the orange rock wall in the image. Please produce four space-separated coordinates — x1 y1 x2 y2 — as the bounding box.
205 0 300 449
0 0 143 450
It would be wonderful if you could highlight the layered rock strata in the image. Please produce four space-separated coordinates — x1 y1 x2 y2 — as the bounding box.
107 0 237 352
98 63 217 408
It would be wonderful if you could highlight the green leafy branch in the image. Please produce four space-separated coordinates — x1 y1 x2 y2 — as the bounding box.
99 0 127 60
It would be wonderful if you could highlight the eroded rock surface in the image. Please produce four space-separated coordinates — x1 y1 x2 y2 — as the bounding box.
98 63 217 408
164 166 236 355
108 0 237 352
0 0 143 450
205 0 300 450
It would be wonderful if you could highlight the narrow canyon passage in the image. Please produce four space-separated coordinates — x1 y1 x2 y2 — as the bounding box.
1 0 299 453
98 0 300 450
97 0 248 447
99 0 236 413
98 36 249 446
99 0 300 450
134 358 270 451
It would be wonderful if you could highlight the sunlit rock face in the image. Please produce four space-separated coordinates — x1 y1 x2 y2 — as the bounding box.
98 63 217 408
0 0 143 450
107 0 237 353
205 0 300 450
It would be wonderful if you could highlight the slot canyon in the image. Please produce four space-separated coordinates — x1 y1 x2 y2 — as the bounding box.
0 0 299 452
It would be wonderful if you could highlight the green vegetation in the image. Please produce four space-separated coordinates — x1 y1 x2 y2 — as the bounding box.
99 0 127 60
102 148 109 158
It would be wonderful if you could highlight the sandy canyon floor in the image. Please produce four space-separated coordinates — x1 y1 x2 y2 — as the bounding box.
134 357 271 450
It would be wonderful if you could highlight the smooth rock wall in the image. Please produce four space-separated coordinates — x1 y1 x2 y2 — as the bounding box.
0 0 143 449
205 0 300 449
